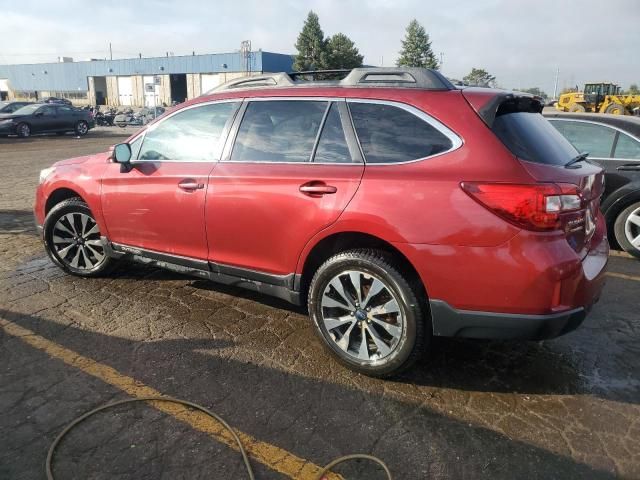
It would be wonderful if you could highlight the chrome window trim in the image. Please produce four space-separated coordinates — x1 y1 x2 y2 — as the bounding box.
547 118 640 162
123 98 241 164
346 98 463 165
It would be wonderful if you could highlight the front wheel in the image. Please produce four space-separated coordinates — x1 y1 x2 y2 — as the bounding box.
16 122 31 138
308 249 428 377
74 121 89 136
43 198 114 276
614 201 640 259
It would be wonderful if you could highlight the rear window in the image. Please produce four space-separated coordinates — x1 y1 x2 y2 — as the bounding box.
349 102 453 163
492 112 578 165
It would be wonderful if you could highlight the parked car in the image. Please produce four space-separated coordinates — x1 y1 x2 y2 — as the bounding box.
34 68 608 377
0 103 95 137
544 112 640 258
0 100 33 114
43 97 73 106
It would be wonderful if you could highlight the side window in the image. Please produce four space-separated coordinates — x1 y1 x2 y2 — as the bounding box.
348 102 453 163
40 106 56 116
549 120 615 158
138 102 238 161
57 106 73 114
614 133 640 160
231 100 327 162
313 103 352 163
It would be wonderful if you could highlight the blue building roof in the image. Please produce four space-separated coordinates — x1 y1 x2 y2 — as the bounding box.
0 51 293 92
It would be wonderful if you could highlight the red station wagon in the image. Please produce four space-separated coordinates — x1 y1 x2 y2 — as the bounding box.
34 68 608 377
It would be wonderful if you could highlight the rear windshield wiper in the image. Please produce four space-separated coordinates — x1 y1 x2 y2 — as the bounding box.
565 152 590 169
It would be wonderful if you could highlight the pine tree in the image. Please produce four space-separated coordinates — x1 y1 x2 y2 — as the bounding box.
325 33 364 69
462 68 497 87
397 19 438 69
293 11 327 71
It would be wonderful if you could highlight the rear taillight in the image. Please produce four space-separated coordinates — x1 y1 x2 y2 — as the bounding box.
460 182 584 231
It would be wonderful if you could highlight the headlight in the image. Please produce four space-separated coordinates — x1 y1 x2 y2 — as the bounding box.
39 167 55 184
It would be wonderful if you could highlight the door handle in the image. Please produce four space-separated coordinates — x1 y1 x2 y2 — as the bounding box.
178 180 205 191
299 182 337 195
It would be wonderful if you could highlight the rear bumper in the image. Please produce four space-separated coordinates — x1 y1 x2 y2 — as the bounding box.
430 300 588 340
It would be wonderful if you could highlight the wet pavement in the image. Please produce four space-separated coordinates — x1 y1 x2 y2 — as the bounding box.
1 130 639 479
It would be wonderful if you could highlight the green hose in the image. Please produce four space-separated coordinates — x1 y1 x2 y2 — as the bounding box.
46 396 392 480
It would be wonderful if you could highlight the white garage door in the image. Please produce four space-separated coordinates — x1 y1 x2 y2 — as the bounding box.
0 79 8 92
117 77 133 106
143 76 160 107
201 74 221 94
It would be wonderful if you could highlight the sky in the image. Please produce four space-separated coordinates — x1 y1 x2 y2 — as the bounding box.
1 0 638 95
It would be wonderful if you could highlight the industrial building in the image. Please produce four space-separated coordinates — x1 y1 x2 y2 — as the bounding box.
0 51 293 106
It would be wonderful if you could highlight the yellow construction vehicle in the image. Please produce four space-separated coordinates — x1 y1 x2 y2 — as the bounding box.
556 82 640 115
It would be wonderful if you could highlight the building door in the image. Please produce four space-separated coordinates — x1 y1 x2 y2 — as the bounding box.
0 79 8 101
117 76 133 106
200 74 220 95
170 74 187 104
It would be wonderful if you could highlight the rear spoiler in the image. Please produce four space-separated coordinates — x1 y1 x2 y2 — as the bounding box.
461 88 544 128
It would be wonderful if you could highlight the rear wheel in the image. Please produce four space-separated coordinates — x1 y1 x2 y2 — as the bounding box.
16 122 31 138
604 103 626 115
43 198 114 276
569 103 586 113
614 201 640 259
308 249 428 377
74 121 89 136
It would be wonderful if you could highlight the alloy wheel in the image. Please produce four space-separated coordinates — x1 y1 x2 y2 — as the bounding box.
625 206 640 251
320 270 404 363
52 212 105 270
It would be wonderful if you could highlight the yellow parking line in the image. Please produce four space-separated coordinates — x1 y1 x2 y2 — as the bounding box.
606 272 640 282
0 318 338 480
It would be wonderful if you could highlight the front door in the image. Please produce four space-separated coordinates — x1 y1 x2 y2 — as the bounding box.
32 105 58 133
206 99 364 275
101 101 240 260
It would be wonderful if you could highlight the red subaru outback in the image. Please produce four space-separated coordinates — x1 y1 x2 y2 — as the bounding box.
34 68 608 377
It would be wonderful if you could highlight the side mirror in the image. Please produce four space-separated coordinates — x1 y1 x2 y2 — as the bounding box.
113 143 132 172
34 111 43 117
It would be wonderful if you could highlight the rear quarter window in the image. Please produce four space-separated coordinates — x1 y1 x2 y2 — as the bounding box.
493 112 578 165
348 102 454 164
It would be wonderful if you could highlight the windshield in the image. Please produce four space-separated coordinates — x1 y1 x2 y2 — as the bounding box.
492 112 579 166
13 104 42 115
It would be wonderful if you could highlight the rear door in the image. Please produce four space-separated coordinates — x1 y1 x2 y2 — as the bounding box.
206 98 364 275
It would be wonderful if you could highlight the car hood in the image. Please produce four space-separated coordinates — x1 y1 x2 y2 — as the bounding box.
0 113 23 120
53 151 111 167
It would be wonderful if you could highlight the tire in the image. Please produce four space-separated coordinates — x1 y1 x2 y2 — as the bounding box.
307 249 429 377
614 201 640 259
16 122 31 138
604 103 626 115
569 103 586 113
74 121 89 136
43 198 114 277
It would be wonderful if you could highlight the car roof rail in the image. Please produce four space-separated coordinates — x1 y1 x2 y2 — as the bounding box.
207 67 455 94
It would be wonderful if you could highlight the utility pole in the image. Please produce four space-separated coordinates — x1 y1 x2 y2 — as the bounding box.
109 42 112 61
553 67 559 100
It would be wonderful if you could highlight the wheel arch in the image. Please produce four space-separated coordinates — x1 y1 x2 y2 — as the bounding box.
45 187 84 215
297 231 427 302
